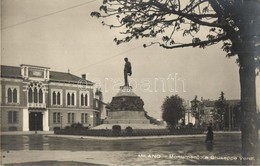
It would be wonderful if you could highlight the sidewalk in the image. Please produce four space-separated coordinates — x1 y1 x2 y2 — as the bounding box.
0 131 54 135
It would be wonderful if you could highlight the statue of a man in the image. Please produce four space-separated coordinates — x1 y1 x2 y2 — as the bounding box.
124 57 132 86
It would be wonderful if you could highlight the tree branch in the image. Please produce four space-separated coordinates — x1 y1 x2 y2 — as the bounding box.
156 35 228 49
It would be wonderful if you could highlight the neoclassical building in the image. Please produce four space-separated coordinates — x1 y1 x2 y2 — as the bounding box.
0 64 101 131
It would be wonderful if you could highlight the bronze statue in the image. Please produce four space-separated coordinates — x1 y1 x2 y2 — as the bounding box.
124 57 132 86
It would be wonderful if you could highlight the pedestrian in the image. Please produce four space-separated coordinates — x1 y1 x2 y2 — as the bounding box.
205 123 213 143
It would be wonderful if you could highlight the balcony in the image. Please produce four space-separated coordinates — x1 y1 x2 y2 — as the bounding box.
27 103 46 109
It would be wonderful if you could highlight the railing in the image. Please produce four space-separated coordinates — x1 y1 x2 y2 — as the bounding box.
27 103 46 108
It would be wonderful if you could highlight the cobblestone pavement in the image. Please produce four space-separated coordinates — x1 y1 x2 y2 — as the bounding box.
1 132 259 165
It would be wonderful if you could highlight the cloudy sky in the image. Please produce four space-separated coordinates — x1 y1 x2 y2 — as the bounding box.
2 0 259 118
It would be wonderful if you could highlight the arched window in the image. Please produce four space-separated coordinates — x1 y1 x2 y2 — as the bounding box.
13 88 17 103
71 93 75 105
57 92 61 105
34 87 38 103
53 91 56 105
39 89 43 103
67 93 70 105
28 88 33 103
81 94 84 106
7 88 12 103
85 94 88 106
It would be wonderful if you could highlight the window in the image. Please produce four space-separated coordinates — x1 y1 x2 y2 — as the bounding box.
53 112 57 123
81 94 84 106
72 113 75 123
53 112 61 123
67 93 71 105
7 88 12 103
34 87 38 103
51 90 62 106
39 89 43 103
57 92 61 105
81 113 88 124
13 89 17 103
52 92 56 105
66 91 76 106
29 89 33 103
6 86 19 104
68 113 71 123
8 111 18 123
27 82 46 104
80 92 89 107
71 93 75 105
67 113 75 123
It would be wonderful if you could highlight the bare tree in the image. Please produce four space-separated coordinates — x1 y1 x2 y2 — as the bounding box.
91 0 260 164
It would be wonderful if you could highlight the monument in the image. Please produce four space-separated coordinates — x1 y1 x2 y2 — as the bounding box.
94 58 161 129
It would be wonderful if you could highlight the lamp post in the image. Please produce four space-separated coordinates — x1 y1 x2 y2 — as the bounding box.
60 115 63 129
229 106 231 131
35 113 37 134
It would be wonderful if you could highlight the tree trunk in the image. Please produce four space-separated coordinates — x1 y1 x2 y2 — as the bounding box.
238 50 258 165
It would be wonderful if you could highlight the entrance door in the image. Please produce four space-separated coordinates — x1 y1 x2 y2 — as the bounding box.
29 112 43 131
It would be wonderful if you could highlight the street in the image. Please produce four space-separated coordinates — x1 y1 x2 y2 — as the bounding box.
2 132 256 165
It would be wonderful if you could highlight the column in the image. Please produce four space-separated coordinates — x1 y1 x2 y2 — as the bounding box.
22 108 29 131
89 112 94 128
42 110 49 131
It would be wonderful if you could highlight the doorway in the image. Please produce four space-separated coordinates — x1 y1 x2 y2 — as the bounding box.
29 112 43 131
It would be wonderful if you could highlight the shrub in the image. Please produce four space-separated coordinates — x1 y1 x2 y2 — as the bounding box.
70 123 83 129
53 127 61 131
125 126 133 135
112 125 121 136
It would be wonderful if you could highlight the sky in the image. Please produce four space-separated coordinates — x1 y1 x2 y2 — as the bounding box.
1 0 259 119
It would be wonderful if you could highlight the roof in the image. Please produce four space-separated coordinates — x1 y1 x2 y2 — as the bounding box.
21 64 50 69
1 65 94 85
49 71 93 85
0 65 22 79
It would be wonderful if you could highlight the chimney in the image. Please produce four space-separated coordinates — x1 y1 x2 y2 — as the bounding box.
82 74 86 79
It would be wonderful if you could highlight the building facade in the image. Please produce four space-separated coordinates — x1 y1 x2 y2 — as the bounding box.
1 64 101 131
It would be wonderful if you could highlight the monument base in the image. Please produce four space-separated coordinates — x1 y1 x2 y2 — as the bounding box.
103 110 150 124
104 111 150 124
93 86 165 129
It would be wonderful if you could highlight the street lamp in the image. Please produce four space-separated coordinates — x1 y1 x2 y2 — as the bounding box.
60 115 63 129
35 113 37 134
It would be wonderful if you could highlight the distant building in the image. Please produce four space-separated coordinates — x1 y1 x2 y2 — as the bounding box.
0 64 101 131
200 99 215 125
189 98 240 129
202 99 240 129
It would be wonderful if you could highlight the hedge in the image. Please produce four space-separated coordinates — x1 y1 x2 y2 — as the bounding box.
54 127 204 137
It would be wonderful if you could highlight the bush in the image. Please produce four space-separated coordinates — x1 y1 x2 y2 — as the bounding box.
70 123 83 129
53 127 61 131
112 125 121 136
125 126 133 135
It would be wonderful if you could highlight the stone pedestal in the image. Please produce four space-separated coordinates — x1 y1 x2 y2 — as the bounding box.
103 86 150 125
